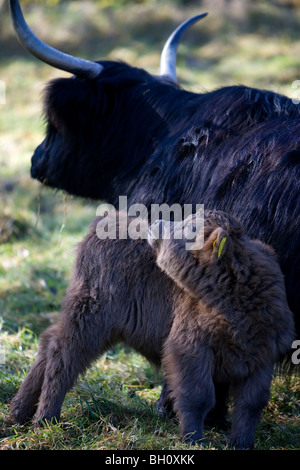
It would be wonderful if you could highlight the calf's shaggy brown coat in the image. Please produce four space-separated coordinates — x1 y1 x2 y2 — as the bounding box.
10 211 294 449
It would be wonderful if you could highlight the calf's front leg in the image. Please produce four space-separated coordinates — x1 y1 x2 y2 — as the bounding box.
163 342 215 444
230 364 273 449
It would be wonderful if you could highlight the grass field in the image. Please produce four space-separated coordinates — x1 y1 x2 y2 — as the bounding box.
0 0 299 450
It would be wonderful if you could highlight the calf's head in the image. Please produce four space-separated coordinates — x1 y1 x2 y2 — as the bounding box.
147 209 274 299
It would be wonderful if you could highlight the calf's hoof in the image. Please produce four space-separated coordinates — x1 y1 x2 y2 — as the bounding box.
230 437 254 450
9 403 35 425
156 399 175 420
181 429 204 446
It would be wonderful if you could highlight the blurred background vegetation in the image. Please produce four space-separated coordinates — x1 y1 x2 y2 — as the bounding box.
0 0 299 450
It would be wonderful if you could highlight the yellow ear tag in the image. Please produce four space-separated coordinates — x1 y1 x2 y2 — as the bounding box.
212 239 217 250
218 237 227 258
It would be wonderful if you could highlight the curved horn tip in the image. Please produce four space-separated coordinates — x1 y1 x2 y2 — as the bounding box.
9 0 103 79
160 12 208 83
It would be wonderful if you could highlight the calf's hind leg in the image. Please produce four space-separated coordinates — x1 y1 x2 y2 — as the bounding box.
33 312 112 426
10 328 53 424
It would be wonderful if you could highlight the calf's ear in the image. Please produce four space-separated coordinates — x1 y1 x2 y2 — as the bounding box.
201 227 229 259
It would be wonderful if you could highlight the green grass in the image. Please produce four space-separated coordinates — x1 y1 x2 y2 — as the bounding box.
0 0 300 450
0 331 299 450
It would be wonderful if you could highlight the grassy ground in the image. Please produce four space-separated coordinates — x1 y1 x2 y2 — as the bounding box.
0 0 299 450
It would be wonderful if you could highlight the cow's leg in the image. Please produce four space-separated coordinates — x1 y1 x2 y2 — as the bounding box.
156 381 227 425
156 380 175 418
205 382 229 430
230 364 273 449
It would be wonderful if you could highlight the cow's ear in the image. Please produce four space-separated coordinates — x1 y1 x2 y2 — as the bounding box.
43 78 95 133
198 227 229 260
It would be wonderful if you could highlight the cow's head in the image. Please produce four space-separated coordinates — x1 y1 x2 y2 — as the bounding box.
10 0 207 200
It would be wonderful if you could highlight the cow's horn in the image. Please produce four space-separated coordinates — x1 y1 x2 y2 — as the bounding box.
9 0 103 79
160 13 208 83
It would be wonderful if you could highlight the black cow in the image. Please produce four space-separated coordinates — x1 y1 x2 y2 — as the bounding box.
10 1 300 353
